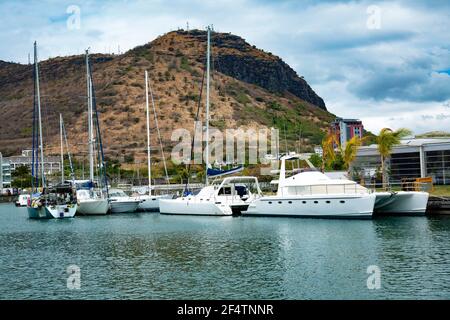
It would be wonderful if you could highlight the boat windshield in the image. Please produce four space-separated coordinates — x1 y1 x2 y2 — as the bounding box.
69 180 96 190
109 189 128 198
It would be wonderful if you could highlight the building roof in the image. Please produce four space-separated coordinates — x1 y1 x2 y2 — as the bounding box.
357 138 450 156
3 155 60 163
333 117 362 123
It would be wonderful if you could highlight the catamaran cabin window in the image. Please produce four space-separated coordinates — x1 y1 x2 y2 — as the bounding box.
218 187 232 195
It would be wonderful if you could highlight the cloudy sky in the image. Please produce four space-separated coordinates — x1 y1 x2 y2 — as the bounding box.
1 0 449 135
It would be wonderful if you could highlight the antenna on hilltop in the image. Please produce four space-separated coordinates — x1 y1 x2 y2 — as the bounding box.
28 53 31 65
186 21 189 32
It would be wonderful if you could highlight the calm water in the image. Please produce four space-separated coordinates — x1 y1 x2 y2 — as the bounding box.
0 203 449 300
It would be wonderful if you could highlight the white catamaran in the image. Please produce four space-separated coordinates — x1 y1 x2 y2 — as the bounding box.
244 154 377 219
159 26 257 216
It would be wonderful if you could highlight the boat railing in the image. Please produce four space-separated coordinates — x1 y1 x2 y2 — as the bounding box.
363 181 432 193
278 180 433 197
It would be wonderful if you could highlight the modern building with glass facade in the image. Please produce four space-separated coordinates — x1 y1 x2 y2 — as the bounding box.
352 138 450 185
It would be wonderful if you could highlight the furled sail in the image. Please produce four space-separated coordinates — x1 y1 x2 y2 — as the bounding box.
207 166 244 177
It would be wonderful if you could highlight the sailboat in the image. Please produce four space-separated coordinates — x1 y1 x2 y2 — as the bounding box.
27 42 77 219
76 50 110 215
159 26 261 216
137 70 172 211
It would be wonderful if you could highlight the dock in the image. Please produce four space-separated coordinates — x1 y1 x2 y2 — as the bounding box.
0 195 17 204
427 196 450 215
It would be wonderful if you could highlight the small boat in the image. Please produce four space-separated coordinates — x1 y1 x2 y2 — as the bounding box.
243 155 376 219
109 189 141 213
15 194 30 207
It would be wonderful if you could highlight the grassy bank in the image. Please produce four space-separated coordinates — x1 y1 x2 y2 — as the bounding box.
430 185 450 197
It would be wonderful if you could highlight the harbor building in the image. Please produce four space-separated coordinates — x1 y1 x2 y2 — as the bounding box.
1 152 12 192
0 152 11 194
352 138 450 185
3 150 61 175
330 118 364 148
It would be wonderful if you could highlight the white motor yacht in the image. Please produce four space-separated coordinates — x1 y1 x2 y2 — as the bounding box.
109 189 141 213
243 155 376 219
159 176 262 216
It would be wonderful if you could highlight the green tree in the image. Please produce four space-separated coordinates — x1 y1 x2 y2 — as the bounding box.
342 136 366 172
321 132 338 171
376 128 412 188
330 152 345 171
309 153 323 168
11 165 32 189
176 166 190 184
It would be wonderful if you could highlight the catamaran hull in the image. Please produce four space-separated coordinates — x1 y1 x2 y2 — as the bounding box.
243 194 376 219
27 204 77 219
159 199 233 216
110 200 140 213
374 191 429 215
138 195 172 212
76 199 109 215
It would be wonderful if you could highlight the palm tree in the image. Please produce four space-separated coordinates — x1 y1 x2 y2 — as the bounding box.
321 132 338 172
342 136 366 173
376 128 412 189
176 167 190 184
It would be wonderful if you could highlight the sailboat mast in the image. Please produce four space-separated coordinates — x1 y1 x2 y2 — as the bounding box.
145 70 152 196
205 26 211 186
86 50 94 183
61 117 75 182
34 42 45 189
60 113 64 184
